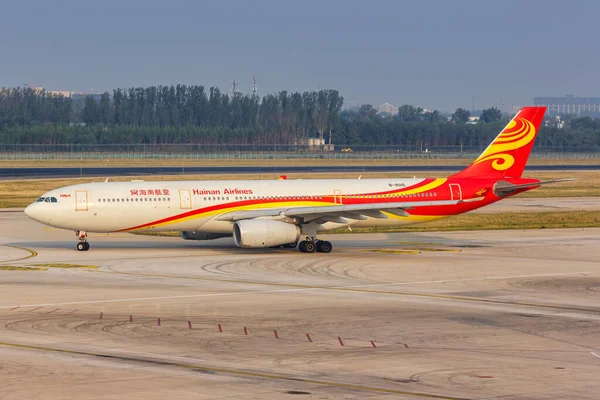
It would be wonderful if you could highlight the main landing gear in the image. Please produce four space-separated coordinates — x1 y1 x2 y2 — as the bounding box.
298 239 332 253
75 231 90 251
298 224 332 253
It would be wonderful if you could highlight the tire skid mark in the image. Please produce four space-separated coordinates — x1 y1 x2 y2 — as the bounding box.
0 340 469 400
91 269 600 316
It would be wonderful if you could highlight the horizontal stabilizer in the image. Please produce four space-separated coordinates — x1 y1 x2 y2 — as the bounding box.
494 179 575 197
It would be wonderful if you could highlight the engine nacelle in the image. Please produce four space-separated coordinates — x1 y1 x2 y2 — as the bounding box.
181 231 232 241
233 220 300 248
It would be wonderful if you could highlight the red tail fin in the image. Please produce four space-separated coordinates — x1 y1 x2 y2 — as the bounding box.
452 106 546 179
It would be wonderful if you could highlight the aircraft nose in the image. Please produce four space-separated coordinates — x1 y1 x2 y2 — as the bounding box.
24 203 40 221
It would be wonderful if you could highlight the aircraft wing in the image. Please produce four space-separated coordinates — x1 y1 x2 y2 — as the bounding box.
216 199 480 224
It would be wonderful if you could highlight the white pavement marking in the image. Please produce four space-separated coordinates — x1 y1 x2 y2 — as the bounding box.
337 271 598 289
0 287 319 309
591 352 600 360
0 270 596 310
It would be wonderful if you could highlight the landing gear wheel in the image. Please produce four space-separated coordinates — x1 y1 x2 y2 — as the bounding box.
298 241 306 252
303 241 316 253
75 231 89 251
316 240 332 253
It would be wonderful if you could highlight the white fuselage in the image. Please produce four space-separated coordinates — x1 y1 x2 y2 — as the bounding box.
25 177 480 235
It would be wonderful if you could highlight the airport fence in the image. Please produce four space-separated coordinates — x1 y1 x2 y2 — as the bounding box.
0 144 598 160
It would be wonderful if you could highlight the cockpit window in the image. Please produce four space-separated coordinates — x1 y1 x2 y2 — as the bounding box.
36 197 46 202
39 197 57 203
50 197 57 203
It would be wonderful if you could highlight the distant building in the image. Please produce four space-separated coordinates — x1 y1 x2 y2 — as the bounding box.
467 116 480 125
534 95 600 117
378 102 398 116
48 90 72 97
71 92 103 101
25 85 71 97
23 85 104 100
295 137 334 151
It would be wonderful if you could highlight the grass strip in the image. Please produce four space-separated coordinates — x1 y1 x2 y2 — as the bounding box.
331 211 600 233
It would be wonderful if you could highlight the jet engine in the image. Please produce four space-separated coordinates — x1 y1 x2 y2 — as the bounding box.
233 220 300 248
181 231 232 240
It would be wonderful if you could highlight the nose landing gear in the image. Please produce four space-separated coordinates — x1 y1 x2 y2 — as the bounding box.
75 231 90 251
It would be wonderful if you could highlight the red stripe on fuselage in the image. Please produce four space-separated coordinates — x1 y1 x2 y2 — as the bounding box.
117 178 505 231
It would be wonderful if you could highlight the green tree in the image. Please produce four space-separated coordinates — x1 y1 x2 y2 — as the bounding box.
326 90 344 145
452 108 471 123
423 110 443 122
480 107 502 123
83 95 99 124
359 104 377 120
98 92 112 124
397 104 423 121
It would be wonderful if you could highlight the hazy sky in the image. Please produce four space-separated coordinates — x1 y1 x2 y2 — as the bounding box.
1 0 599 111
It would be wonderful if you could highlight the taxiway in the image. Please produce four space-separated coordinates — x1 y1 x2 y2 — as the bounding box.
0 212 599 399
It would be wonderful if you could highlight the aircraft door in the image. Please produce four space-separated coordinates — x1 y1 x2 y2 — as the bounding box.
75 190 88 211
449 184 462 200
333 189 343 204
179 189 192 209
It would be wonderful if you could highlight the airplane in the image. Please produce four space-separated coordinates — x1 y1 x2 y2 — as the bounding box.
24 106 570 253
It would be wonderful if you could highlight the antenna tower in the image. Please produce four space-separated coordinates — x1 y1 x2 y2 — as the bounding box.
231 80 240 96
252 76 257 97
